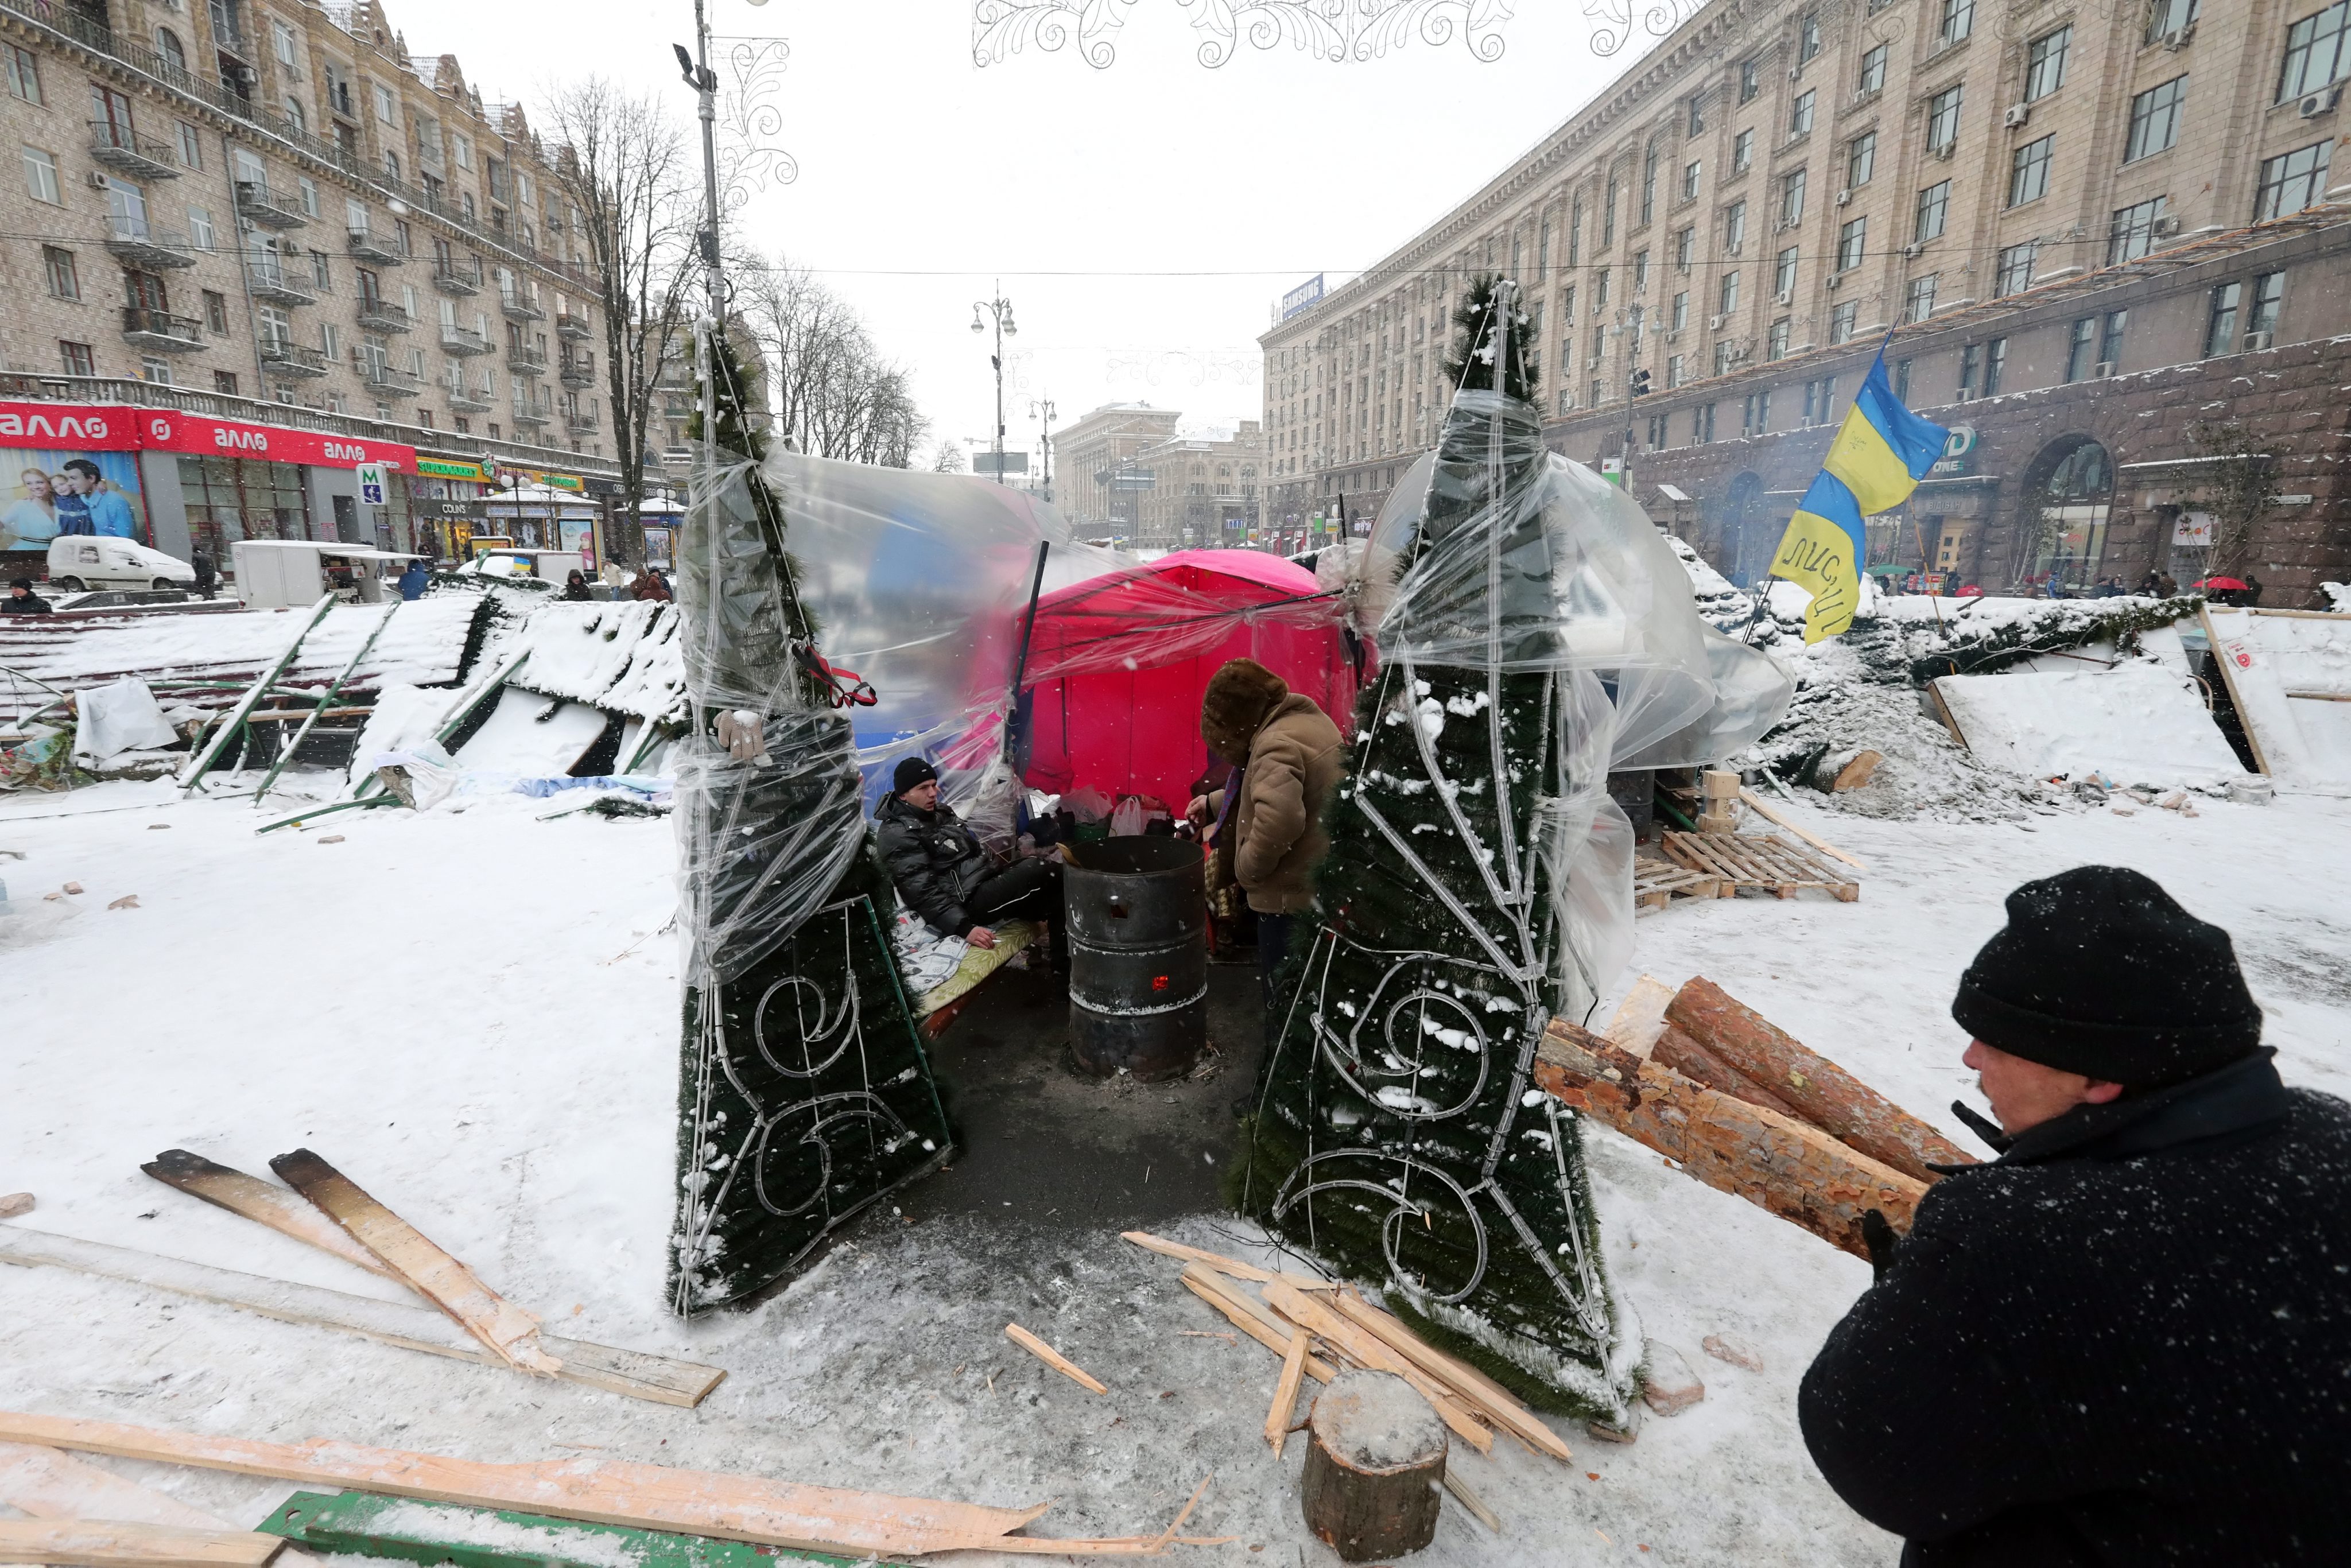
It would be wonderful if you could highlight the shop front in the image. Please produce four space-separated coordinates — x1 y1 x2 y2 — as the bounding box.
0 401 150 570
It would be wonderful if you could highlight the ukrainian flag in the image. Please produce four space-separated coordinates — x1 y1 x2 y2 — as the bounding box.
1770 348 1950 642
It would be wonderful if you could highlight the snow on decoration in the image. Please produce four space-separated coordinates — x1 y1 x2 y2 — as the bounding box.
1233 277 1790 1416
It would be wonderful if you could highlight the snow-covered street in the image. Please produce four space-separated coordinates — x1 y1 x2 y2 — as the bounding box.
6 777 2348 1565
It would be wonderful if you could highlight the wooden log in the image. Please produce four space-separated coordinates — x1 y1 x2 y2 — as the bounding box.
1003 1323 1107 1395
1259 1280 1493 1456
1650 1026 1805 1121
1177 1266 1340 1382
1810 748 1883 793
0 1411 1176 1559
1266 1327 1311 1457
1320 1292 1572 1464
268 1150 561 1376
1663 978 1977 1183
1601 976 1675 1058
1299 1372 1447 1564
1533 1018 1929 1259
141 1151 396 1280
0 1228 724 1409
0 1521 283 1568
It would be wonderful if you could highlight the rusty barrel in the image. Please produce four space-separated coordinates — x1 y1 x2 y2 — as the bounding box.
1064 835 1207 1081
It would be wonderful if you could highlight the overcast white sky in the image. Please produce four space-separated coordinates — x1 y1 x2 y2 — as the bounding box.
387 1 1649 464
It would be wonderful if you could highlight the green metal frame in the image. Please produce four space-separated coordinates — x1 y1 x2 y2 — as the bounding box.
255 1490 910 1568
254 601 403 806
178 596 338 795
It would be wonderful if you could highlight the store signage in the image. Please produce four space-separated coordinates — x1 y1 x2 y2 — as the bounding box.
0 401 137 449
138 411 416 471
1281 274 1326 321
1933 423 1978 476
416 457 490 481
355 463 388 506
528 471 585 492
2172 510 2214 547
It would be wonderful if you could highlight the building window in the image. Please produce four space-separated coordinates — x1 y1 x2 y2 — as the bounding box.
2279 1 2349 102
2124 77 2187 162
1775 244 1799 296
1671 290 1689 329
1714 341 1735 375
2098 308 2128 368
1740 57 1760 102
1733 129 1753 172
2009 134 2055 206
1848 131 1876 188
1743 390 1771 434
1906 274 1938 322
1590 377 1605 406
2065 316 2098 381
272 19 296 64
2255 139 2331 218
188 205 217 250
5 44 39 103
2247 270 2285 340
1995 239 2039 295
1682 160 1702 200
177 122 201 168
1597 267 1612 307
373 82 396 124
1666 352 1685 387
21 145 59 205
1830 301 1859 343
141 356 171 385
1895 358 1912 399
1647 413 1670 448
1804 377 1837 424
201 289 228 333
1569 201 1582 266
1799 11 1821 61
1790 89 1817 137
1558 389 1574 414
41 246 77 300
1837 215 1866 270
1782 168 1807 226
1675 227 1695 270
1634 249 1650 292
1767 317 1791 359
1858 43 1887 95
1984 337 2008 394
1603 176 1618 246
1939 0 1974 45
2026 25 2071 100
1700 402 1717 442
1927 85 1964 150
59 340 95 376
1725 199 1747 251
1915 180 1950 242
1688 94 1706 135
2147 0 2200 42
213 370 239 395
2108 196 2169 263
1719 269 1741 313
297 175 319 216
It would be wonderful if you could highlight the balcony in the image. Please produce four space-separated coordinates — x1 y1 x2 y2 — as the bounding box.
558 351 595 387
565 409 600 437
89 120 181 180
258 339 329 378
506 343 547 375
499 289 545 323
357 362 425 399
325 80 359 123
444 379 495 413
555 311 592 340
235 178 308 229
103 215 197 270
432 259 482 296
354 296 412 333
245 259 318 306
437 322 492 356
347 225 406 265
121 306 204 353
511 399 553 429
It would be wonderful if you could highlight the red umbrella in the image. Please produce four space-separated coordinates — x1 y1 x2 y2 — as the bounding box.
2195 576 2249 591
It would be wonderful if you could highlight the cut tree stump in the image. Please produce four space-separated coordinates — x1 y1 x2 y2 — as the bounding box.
1300 1371 1447 1563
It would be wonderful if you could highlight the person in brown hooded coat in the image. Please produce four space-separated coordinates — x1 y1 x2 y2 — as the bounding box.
1186 658 1347 1036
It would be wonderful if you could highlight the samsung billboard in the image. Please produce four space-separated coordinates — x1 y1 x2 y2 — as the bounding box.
1281 274 1326 321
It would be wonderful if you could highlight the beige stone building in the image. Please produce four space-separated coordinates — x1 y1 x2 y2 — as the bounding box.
0 0 623 568
1129 419 1267 552
1262 0 2351 600
1052 401 1180 538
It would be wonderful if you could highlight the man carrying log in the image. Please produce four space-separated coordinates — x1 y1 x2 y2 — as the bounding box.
1799 865 2351 1565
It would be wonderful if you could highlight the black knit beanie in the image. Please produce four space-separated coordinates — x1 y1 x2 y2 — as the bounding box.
892 755 938 795
1951 865 2262 1086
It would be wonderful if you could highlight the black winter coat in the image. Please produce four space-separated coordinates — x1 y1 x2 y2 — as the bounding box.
1800 1051 2351 1566
875 791 990 937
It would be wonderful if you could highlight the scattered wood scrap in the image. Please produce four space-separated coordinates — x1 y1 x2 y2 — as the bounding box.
141 1151 395 1280
0 1411 1208 1559
1660 830 1861 902
1631 857 1717 914
0 1193 30 1219
0 1520 283 1568
1736 790 1868 870
269 1150 561 1376
1003 1323 1107 1395
0 1442 232 1527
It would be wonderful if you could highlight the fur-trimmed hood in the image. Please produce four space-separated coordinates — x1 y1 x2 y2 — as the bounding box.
1200 658 1290 762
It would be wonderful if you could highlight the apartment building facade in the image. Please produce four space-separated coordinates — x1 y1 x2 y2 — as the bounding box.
0 0 621 572
1053 402 1180 539
1261 0 2351 603
1128 419 1267 552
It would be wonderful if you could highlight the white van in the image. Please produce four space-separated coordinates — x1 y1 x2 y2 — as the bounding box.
47 535 197 593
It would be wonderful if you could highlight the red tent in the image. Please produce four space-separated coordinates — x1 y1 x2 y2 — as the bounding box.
1018 549 1360 812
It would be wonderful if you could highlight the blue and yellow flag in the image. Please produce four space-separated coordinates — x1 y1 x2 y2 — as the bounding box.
1770 348 1949 642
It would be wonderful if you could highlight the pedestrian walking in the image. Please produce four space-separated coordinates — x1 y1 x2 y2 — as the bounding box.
189 549 216 600
560 569 592 601
2 577 52 614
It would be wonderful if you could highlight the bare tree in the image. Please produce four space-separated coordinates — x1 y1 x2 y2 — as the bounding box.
734 253 928 468
2185 420 2280 580
932 440 968 474
542 79 697 555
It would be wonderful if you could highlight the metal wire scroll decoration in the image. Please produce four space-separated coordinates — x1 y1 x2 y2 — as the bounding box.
973 0 1520 67
717 37 798 211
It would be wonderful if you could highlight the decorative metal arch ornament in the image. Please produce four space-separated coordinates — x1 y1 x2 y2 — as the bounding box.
972 0 1523 67
716 36 799 211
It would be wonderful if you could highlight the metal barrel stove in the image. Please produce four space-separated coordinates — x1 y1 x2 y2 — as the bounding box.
1064 835 1207 1081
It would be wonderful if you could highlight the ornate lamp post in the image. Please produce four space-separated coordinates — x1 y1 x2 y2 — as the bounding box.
1029 396 1055 502
971 289 1017 483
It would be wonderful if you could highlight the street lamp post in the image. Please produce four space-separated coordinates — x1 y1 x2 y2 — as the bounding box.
971 288 1017 484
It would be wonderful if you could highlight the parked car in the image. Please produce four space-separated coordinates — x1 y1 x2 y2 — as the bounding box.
46 535 197 593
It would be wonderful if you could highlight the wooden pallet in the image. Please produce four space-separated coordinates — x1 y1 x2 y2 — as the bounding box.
1632 857 1720 912
1659 830 1861 902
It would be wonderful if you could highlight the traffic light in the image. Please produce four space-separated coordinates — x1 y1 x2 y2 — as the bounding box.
1630 367 1652 399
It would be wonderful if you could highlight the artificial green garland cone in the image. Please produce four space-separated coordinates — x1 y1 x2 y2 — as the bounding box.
1235 276 1635 1417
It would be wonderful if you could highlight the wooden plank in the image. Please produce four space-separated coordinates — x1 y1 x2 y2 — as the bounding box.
2248 607 2351 620
1320 1293 1573 1464
2198 604 2274 776
1120 1230 1337 1292
1440 1466 1501 1534
0 1520 283 1568
1257 1280 1494 1456
0 1443 230 1528
269 1150 560 1377
0 1228 725 1409
2284 690 2351 701
141 1150 397 1280
1664 978 1976 1183
1003 1324 1107 1395
1266 1328 1310 1457
1533 1018 1929 1259
1736 790 1868 870
1176 1268 1339 1383
0 1412 1176 1559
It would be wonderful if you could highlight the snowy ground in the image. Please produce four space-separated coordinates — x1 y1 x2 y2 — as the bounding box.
5 774 2350 1566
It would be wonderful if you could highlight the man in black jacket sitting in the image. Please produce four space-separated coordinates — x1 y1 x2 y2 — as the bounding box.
1800 865 2351 1566
875 756 1064 969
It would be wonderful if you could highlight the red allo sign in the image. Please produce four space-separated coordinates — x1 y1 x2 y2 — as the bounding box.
0 401 137 450
0 401 415 471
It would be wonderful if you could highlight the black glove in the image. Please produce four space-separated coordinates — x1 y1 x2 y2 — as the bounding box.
1861 1208 1902 1283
